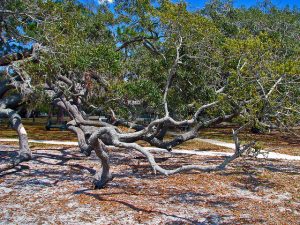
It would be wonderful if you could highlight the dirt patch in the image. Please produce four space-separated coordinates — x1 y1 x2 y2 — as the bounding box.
199 126 300 156
177 139 233 153
0 145 299 224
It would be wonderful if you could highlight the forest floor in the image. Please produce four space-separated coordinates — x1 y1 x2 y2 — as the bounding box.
0 144 299 224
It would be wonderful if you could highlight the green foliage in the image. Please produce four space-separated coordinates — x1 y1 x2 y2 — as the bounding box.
24 0 120 84
2 0 300 127
117 79 161 105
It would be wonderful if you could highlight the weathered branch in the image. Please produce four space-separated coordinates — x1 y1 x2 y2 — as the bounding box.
66 121 92 156
116 35 159 51
266 76 284 99
0 108 31 172
163 36 183 116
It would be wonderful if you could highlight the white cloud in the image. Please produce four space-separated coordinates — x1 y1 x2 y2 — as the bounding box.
98 0 113 4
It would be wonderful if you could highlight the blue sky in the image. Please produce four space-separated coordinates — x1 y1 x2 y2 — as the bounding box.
81 0 300 9
185 0 300 9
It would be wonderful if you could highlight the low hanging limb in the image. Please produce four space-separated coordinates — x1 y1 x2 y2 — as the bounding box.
88 125 256 189
114 133 255 176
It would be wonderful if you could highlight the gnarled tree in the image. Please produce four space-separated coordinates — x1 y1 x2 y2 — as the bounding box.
1 0 299 188
0 0 44 171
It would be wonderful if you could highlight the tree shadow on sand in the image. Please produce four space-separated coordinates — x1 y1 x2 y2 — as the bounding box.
0 144 299 224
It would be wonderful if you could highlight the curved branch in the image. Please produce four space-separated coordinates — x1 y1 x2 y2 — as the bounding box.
66 121 92 156
113 138 253 176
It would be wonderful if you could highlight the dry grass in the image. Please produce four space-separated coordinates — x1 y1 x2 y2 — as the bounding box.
0 145 299 224
176 139 232 152
0 118 77 141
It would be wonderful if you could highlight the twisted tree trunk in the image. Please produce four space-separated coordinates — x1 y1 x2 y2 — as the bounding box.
0 108 31 172
89 138 113 188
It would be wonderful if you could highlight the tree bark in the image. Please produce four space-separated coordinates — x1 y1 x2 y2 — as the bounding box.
89 138 113 189
67 122 92 156
0 108 31 172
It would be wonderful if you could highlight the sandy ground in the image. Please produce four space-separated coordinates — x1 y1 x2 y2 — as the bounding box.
1 138 300 161
0 145 300 224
